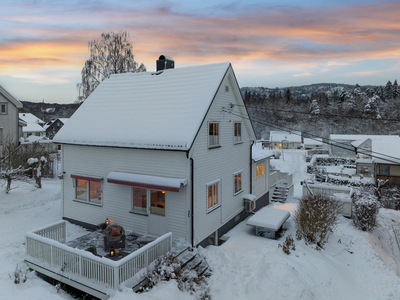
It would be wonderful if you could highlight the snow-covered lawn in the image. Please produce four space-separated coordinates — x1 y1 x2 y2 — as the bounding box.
1 151 400 300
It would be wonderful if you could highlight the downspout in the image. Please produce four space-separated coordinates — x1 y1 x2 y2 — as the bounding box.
250 141 254 194
190 157 194 247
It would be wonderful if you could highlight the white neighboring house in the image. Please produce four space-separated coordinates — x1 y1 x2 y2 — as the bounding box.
303 138 329 150
0 85 25 158
54 58 275 247
269 131 302 149
19 113 45 139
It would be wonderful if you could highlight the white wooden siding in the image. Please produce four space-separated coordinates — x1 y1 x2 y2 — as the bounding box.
190 69 254 245
62 145 189 244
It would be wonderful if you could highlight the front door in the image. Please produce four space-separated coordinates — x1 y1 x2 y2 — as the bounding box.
148 190 167 236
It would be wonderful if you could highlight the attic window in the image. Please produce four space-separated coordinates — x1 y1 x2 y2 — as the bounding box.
225 85 229 92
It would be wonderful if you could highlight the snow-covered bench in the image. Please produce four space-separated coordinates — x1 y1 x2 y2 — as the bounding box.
246 207 290 239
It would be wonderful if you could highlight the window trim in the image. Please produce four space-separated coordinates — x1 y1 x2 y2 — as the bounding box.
0 103 7 115
71 174 103 206
207 179 220 212
256 162 265 178
208 122 220 148
234 171 243 195
131 186 148 215
234 122 242 144
129 186 167 216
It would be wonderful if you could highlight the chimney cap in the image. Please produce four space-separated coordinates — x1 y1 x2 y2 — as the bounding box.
158 55 174 62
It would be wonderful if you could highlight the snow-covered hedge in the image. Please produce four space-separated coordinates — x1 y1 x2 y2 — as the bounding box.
294 194 342 246
326 175 374 187
353 197 379 231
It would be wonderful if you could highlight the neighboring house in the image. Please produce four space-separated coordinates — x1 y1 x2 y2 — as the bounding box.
371 137 400 185
0 85 24 158
269 131 302 149
303 138 329 150
55 58 274 247
19 113 45 138
45 118 68 139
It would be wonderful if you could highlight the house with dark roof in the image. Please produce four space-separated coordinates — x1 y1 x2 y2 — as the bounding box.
54 56 276 247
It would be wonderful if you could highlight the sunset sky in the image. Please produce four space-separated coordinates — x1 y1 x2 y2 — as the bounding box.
1 0 400 103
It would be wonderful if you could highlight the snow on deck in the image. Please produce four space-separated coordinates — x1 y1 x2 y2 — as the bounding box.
246 206 290 230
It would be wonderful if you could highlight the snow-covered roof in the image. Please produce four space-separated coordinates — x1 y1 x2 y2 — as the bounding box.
330 134 398 141
19 113 44 124
351 138 370 148
58 118 69 124
246 206 290 230
54 62 240 150
252 142 274 162
0 85 22 108
22 121 45 133
270 131 301 143
371 137 400 164
303 138 325 146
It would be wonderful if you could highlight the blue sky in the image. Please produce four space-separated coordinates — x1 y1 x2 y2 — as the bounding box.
1 0 399 103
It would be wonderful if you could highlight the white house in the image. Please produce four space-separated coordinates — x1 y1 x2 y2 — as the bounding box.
269 131 302 149
303 138 329 150
19 113 45 138
0 85 25 158
54 57 273 247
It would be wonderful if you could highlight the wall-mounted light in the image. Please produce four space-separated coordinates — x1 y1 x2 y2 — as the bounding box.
105 218 109 226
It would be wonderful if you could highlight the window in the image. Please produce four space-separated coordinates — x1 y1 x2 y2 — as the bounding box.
132 187 147 212
76 178 102 204
256 162 265 178
234 172 242 194
208 122 219 147
150 190 165 216
72 175 102 205
0 103 7 114
234 122 241 143
379 165 390 175
207 181 219 210
225 85 229 92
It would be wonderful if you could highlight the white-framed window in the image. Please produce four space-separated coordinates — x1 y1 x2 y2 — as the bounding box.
0 103 7 114
208 122 219 148
256 162 265 178
132 187 147 213
234 171 242 194
207 180 220 211
234 122 242 143
72 175 102 205
132 187 166 216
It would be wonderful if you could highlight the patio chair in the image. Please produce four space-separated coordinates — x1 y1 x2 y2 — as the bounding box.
104 223 126 251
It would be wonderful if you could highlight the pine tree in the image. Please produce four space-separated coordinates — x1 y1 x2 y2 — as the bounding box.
309 99 320 122
384 80 393 100
393 80 399 99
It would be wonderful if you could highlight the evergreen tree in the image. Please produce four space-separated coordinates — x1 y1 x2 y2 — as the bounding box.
384 80 393 100
309 99 320 122
393 80 399 99
284 89 292 103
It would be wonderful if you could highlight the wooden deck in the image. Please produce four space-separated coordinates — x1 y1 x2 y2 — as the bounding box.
25 221 172 299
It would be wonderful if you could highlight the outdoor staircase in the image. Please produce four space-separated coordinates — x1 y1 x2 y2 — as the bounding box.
132 244 210 293
271 181 290 203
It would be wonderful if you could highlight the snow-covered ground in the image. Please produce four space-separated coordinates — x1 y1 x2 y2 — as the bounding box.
2 150 400 299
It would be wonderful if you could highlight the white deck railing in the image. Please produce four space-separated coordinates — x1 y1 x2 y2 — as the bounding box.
26 221 172 292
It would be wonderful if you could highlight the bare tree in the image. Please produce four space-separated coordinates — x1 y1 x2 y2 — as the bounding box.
76 31 146 102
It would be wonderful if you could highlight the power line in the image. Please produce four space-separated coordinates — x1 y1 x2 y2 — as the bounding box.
223 108 400 165
236 104 400 122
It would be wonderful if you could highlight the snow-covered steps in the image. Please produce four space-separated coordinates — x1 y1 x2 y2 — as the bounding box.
271 182 290 203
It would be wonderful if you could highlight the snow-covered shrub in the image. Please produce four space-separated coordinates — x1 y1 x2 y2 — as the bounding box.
352 188 379 231
10 264 28 284
294 194 342 246
279 235 295 254
144 252 211 299
27 156 47 188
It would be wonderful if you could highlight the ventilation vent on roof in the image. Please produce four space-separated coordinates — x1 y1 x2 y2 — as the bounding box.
151 71 164 76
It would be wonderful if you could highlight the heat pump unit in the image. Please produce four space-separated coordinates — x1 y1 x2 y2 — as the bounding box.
244 198 256 212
